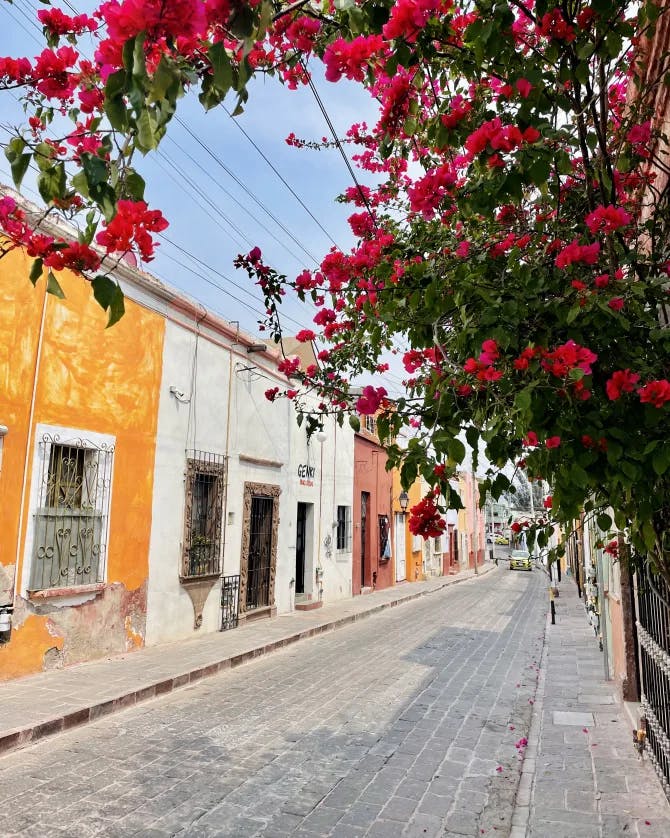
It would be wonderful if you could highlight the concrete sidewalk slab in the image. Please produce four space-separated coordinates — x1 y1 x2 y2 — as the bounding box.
0 564 493 757
514 576 670 838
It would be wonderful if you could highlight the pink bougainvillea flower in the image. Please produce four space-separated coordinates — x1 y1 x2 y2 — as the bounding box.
355 385 388 415
545 436 561 449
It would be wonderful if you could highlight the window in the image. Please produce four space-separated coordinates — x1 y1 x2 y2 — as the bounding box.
182 450 226 578
364 415 377 436
29 433 114 592
433 536 443 553
336 505 352 551
379 514 391 560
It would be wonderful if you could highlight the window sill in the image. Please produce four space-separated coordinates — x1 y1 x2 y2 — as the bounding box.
28 582 105 600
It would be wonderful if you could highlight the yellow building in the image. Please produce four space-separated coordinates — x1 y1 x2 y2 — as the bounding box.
391 470 424 582
0 245 164 680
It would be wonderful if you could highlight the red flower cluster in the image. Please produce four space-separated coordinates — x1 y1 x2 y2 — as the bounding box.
639 379 670 408
536 9 576 41
323 35 384 83
585 204 632 235
465 117 540 158
37 8 97 36
606 369 640 400
34 46 79 100
278 356 301 376
541 340 597 378
554 239 600 268
382 0 449 42
355 385 387 415
96 200 168 261
295 329 316 343
408 495 446 539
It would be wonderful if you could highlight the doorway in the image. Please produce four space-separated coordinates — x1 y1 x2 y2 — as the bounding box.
361 492 370 588
394 513 406 582
295 502 308 595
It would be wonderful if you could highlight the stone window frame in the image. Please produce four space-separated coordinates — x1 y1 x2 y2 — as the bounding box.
21 423 115 599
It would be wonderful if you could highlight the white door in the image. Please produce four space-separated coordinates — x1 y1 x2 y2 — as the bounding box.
394 513 406 582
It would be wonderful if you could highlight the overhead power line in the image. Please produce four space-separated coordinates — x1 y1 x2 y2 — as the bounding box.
175 115 320 266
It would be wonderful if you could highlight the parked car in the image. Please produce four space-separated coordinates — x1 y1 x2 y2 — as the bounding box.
494 534 509 545
509 550 532 571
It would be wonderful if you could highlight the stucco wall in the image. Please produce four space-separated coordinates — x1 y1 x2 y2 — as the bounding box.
352 434 395 594
0 248 163 680
145 324 355 645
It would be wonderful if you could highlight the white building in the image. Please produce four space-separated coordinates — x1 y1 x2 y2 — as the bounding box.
145 306 355 645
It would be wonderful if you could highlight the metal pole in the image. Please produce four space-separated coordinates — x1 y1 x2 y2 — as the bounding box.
472 469 478 575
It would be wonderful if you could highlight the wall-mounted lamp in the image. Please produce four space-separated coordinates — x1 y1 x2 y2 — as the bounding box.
399 491 410 511
246 343 267 354
0 425 8 437
315 429 327 444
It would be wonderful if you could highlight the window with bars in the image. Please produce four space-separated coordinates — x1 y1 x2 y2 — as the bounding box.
29 434 114 592
182 451 226 578
336 505 352 551
433 536 443 553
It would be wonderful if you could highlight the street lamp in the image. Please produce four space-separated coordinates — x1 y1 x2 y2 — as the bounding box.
398 491 409 511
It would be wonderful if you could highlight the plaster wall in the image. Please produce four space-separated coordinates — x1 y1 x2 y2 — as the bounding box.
352 434 395 595
284 409 355 608
0 247 163 679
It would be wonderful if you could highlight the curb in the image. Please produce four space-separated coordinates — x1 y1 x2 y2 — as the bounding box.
0 564 494 757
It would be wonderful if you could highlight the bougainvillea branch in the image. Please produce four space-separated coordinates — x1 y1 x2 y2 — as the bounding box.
2 0 670 574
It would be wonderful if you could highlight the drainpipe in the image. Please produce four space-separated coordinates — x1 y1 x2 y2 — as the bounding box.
10 285 49 622
472 469 479 575
221 324 239 580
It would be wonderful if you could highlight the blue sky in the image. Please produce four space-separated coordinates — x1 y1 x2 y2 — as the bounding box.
0 1 384 343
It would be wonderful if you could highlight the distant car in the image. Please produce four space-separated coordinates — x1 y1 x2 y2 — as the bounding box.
494 534 509 545
509 550 532 571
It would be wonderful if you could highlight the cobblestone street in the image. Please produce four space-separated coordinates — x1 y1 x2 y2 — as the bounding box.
1 567 548 837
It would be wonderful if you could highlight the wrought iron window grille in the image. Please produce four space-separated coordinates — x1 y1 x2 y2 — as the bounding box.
181 450 226 579
336 505 352 551
29 434 114 592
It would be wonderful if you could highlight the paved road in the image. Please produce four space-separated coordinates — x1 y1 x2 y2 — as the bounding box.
0 566 546 838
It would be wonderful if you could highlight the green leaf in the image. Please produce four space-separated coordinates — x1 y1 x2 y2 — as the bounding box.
46 270 65 299
349 415 361 432
515 388 531 411
229 5 255 38
597 513 612 531
124 170 146 201
208 42 232 93
81 152 108 188
136 108 157 152
37 162 66 203
652 446 670 476
92 275 125 327
447 437 466 464
29 258 43 286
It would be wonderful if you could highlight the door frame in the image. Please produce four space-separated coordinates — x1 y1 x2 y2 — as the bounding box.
394 512 406 582
239 481 280 617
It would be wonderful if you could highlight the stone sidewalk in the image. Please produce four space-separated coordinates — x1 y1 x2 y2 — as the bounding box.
512 575 670 838
0 564 493 757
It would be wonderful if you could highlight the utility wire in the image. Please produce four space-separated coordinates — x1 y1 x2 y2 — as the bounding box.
175 115 320 266
154 149 253 248
163 134 310 267
222 104 340 249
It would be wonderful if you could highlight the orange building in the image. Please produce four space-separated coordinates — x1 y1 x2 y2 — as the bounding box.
0 245 163 681
352 417 395 595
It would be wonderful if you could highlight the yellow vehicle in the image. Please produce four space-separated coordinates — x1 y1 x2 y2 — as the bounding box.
494 534 509 545
509 550 532 571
